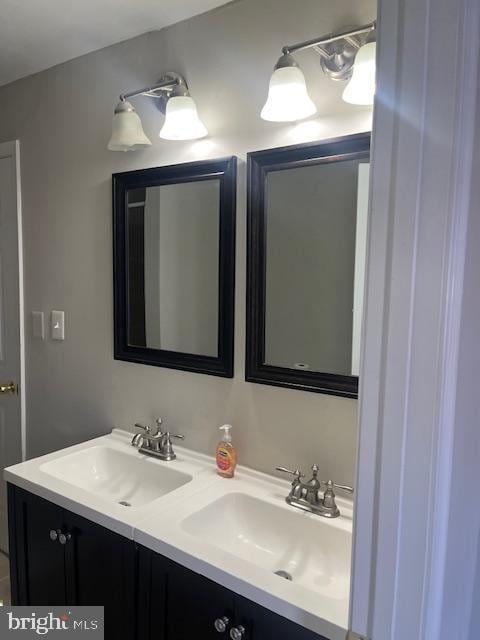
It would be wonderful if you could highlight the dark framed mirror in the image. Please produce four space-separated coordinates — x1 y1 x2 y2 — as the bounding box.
246 133 370 397
113 156 236 377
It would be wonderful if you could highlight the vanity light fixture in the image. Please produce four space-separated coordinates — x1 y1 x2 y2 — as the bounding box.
341 41 377 105
159 85 208 140
261 21 376 122
108 100 152 151
261 54 317 122
107 72 208 151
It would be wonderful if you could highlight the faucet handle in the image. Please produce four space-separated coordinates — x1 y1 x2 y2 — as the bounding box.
162 431 185 444
321 479 354 494
134 422 152 434
318 480 353 514
276 466 305 480
163 432 184 444
160 432 184 461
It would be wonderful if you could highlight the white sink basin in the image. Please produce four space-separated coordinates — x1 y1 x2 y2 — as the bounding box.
40 445 192 508
181 492 350 598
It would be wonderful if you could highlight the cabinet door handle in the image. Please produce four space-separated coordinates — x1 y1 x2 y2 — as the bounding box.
230 626 245 640
58 532 71 545
49 529 71 544
214 617 230 633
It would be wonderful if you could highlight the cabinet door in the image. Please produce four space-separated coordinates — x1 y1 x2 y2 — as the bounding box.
64 511 136 640
8 485 66 605
166 560 235 640
137 547 168 640
234 595 328 640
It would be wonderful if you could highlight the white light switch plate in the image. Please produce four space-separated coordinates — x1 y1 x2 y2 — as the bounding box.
51 310 65 340
32 311 45 339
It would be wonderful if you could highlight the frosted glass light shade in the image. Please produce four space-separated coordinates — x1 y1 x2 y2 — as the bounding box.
159 95 208 140
261 65 317 122
107 101 152 152
342 42 376 105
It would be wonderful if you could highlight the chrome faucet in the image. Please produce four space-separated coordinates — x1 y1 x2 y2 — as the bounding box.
276 464 353 518
131 418 184 461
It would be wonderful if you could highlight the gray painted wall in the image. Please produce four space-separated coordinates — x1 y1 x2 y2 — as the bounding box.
0 0 375 486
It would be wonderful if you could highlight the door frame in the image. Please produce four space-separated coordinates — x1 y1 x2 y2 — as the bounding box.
0 140 25 462
350 0 480 638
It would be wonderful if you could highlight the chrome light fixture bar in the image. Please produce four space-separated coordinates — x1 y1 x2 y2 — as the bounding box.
261 21 377 122
108 72 208 151
119 72 183 102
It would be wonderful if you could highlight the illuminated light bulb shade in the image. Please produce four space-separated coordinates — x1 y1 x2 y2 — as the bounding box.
159 95 208 140
342 42 376 105
261 56 317 122
107 101 152 152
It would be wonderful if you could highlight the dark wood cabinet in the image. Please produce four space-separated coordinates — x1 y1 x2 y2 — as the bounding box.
234 594 323 640
8 485 136 640
166 558 235 640
137 547 326 640
9 485 328 640
8 486 66 606
136 549 235 640
64 509 136 639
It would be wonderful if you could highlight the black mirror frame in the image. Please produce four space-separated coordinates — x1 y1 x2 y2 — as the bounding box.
113 156 237 378
246 133 370 397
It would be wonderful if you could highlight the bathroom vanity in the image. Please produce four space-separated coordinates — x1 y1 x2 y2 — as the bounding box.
5 430 352 640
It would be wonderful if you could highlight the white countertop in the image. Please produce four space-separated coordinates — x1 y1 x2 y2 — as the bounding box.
4 429 352 640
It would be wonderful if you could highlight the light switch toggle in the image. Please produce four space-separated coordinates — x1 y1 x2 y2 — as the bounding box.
51 310 65 340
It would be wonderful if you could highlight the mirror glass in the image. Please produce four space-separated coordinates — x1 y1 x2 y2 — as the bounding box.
113 157 236 378
126 180 220 357
264 159 369 376
246 135 370 396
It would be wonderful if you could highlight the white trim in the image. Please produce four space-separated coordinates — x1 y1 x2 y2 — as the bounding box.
0 140 25 462
431 2 480 637
349 0 399 627
422 1 480 636
15 142 26 462
350 0 480 637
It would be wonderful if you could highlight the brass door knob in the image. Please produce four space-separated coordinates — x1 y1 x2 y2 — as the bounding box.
0 381 16 395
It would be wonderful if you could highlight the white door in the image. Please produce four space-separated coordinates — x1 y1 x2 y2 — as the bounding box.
0 141 23 553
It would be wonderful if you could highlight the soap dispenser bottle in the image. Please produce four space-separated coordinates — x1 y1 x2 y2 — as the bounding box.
216 424 237 478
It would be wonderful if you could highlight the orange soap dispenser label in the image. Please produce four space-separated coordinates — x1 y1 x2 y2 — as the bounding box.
217 445 234 472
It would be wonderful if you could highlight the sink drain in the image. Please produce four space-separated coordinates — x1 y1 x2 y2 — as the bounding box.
274 570 293 581
118 501 132 507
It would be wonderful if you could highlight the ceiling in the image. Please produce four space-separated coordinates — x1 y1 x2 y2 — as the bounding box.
0 0 232 86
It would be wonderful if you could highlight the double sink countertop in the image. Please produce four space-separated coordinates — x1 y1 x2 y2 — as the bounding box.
4 429 352 640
